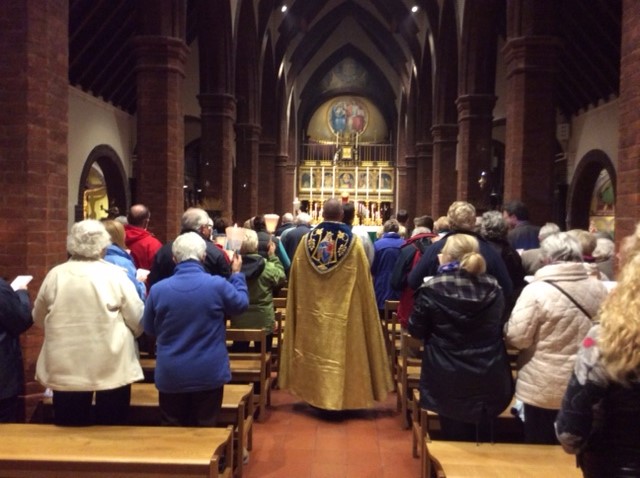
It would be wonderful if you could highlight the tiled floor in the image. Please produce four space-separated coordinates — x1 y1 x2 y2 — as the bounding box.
243 389 421 478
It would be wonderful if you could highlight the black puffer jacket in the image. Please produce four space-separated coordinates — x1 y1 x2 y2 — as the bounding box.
409 269 513 423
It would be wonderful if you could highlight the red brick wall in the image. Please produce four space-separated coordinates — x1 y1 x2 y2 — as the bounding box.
616 0 640 242
0 0 69 419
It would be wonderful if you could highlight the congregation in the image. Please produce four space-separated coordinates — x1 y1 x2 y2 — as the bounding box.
1 197 639 478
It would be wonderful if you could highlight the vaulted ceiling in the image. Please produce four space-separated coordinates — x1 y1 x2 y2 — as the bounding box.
68 0 621 120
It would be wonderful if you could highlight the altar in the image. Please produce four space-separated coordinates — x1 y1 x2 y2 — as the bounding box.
296 160 394 226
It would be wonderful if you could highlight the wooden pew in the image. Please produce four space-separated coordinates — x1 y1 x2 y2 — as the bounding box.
423 437 581 478
0 423 233 478
37 383 254 478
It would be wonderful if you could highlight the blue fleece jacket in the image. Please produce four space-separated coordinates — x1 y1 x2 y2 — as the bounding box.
371 232 405 310
143 260 249 393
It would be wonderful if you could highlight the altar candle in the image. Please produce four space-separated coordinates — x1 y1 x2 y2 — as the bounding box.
309 167 313 205
365 167 370 202
321 166 325 203
332 166 336 196
354 166 359 203
335 132 339 148
378 167 382 202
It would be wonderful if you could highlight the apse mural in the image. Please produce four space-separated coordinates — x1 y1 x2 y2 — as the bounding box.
320 57 369 92
328 98 368 135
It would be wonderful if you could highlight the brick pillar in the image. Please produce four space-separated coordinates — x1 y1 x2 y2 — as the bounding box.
616 0 640 242
235 123 261 220
198 93 237 222
431 124 458 217
275 154 293 217
133 36 188 243
259 140 277 213
415 141 433 216
397 156 416 219
503 36 558 224
0 0 69 419
456 94 496 211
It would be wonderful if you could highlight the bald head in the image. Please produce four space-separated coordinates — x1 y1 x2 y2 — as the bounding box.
127 204 150 228
323 198 343 221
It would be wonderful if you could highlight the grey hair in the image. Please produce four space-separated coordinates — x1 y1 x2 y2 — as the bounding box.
480 210 507 240
539 222 561 242
593 237 615 261
295 212 311 225
239 228 259 255
172 232 206 263
181 208 210 231
282 213 294 224
67 220 111 259
411 226 431 237
540 232 583 263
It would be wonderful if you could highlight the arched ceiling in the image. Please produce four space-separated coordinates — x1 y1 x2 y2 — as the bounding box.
68 0 620 121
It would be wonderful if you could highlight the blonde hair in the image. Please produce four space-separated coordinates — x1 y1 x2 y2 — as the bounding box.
442 234 486 275
102 219 126 250
567 229 597 256
433 216 450 233
598 250 640 383
447 201 476 231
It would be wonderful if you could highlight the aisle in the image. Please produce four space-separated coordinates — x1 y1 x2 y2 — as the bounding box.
243 388 421 477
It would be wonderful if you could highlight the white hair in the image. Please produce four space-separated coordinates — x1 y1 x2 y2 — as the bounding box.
181 208 210 231
539 222 560 242
296 212 311 225
67 220 111 259
172 232 206 263
540 232 583 263
411 226 431 237
593 237 615 261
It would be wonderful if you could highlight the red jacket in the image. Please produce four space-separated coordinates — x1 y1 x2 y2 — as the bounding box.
124 225 162 270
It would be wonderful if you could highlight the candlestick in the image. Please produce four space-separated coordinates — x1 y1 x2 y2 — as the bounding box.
365 167 370 202
321 166 325 203
332 166 336 196
309 167 313 205
354 166 359 204
378 167 382 202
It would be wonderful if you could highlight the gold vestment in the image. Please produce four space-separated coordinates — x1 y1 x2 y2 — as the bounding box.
279 222 393 410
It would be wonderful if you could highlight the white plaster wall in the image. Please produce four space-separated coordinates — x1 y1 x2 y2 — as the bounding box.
566 99 619 181
68 86 135 229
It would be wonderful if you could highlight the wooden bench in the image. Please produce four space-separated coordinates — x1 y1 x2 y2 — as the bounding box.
37 384 253 478
397 330 422 428
226 328 272 422
0 423 233 477
423 438 581 478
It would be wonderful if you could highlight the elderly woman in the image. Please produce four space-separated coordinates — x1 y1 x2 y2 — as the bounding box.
229 228 285 353
410 234 512 441
33 220 145 426
555 237 640 477
505 232 609 443
480 210 527 313
143 232 248 427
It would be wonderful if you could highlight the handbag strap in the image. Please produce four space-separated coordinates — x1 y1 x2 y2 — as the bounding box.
543 280 592 319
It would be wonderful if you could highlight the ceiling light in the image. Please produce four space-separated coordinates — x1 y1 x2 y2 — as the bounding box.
411 5 419 13
281 5 287 13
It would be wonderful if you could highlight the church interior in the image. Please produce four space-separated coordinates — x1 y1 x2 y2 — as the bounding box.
0 0 638 476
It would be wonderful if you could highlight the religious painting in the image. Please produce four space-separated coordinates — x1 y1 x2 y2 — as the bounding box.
377 171 393 191
589 169 615 237
300 171 312 190
328 98 368 135
338 171 356 190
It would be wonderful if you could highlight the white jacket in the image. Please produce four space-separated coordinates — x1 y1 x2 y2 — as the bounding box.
34 259 144 391
505 262 608 409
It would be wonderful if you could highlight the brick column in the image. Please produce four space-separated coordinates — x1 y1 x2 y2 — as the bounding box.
415 141 433 216
0 0 69 419
198 93 237 222
235 123 261 220
456 94 496 211
616 1 640 242
259 140 277 213
431 124 458 217
133 36 188 243
275 154 294 217
503 36 558 223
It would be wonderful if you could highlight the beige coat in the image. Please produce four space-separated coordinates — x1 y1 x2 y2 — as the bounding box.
505 262 608 409
34 259 144 391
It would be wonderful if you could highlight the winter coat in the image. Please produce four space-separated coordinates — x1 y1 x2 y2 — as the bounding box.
371 232 404 310
229 254 286 332
0 280 32 400
103 244 146 300
33 259 144 391
505 262 608 410
124 224 162 270
143 260 248 393
409 268 513 423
